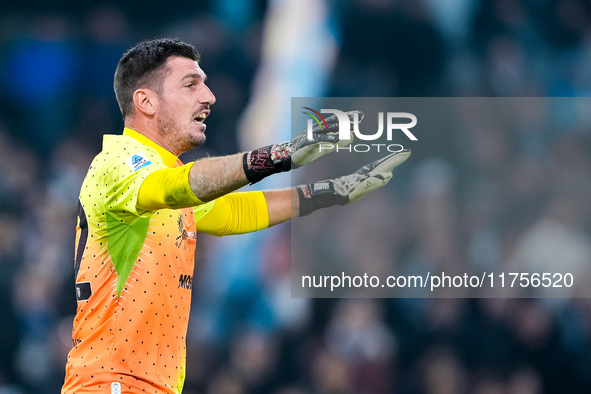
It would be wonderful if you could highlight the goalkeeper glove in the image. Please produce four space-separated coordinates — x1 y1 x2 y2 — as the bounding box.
243 111 363 183
296 149 411 216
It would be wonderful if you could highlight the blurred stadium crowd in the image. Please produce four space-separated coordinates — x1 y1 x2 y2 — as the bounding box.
1 0 591 393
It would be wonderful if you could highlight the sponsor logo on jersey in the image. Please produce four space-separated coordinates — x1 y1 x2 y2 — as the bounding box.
126 152 152 172
178 274 193 290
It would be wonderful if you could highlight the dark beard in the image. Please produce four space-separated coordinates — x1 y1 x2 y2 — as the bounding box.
157 109 206 153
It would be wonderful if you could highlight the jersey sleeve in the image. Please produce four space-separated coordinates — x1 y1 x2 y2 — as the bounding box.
194 191 269 236
137 163 203 211
101 148 166 223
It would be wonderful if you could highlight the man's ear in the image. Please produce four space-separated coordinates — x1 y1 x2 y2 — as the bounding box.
133 88 158 117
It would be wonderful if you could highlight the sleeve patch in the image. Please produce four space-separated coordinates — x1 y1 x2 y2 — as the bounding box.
127 152 152 171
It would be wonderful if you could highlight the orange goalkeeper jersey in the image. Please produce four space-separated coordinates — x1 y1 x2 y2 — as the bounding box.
63 129 198 394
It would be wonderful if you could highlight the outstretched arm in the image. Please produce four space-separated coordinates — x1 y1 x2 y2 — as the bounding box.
188 153 249 202
188 110 363 202
138 111 360 210
264 149 412 224
194 149 411 236
264 188 299 226
194 189 297 236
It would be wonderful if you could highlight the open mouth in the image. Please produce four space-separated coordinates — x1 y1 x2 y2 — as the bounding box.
194 112 208 124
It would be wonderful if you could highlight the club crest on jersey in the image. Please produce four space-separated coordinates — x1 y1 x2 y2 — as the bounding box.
127 152 152 171
111 382 122 394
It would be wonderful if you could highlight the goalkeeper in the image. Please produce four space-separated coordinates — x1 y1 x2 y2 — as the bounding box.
62 38 410 394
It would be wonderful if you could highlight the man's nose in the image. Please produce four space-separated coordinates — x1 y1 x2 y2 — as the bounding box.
201 85 216 105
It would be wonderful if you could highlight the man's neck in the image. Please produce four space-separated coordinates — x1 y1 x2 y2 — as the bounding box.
124 119 180 156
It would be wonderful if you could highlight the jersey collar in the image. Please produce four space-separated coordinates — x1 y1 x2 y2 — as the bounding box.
123 128 178 168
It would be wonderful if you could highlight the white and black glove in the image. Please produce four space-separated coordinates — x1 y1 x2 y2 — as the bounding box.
243 111 363 183
296 149 411 216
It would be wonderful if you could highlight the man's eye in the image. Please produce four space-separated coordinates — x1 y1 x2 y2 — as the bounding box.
185 83 194 88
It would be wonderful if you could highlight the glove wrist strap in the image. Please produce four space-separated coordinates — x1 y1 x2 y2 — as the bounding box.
243 144 292 183
296 182 348 216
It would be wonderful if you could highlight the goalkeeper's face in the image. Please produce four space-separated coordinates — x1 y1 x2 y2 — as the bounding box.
155 56 216 154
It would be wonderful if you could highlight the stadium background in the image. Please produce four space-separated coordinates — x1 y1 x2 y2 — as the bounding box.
1 0 591 393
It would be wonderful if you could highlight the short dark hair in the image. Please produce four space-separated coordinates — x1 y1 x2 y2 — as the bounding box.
114 38 200 118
